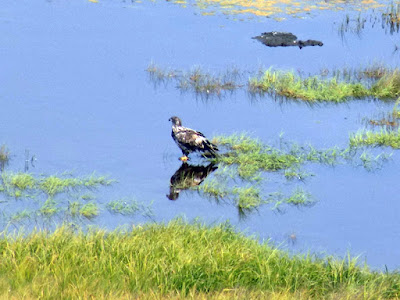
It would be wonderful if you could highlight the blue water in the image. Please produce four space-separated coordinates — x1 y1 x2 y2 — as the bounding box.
1 0 399 270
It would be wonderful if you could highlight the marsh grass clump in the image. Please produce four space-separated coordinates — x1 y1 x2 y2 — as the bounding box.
147 62 243 98
383 2 400 33
351 98 400 149
249 70 369 102
0 172 114 226
107 199 153 217
146 61 178 81
371 69 400 99
1 172 36 198
215 134 301 178
233 186 263 209
0 145 10 171
148 63 400 102
283 188 314 207
269 188 315 210
0 220 399 298
39 198 59 217
79 202 99 218
39 174 114 197
350 128 400 149
197 178 230 200
213 134 354 178
178 67 241 97
199 133 389 213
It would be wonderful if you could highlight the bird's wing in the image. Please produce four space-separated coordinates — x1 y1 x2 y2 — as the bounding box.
175 127 208 149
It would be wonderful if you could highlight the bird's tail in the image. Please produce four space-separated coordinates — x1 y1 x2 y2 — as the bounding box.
204 141 219 158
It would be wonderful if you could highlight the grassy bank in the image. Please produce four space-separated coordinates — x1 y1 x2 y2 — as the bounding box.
0 220 398 299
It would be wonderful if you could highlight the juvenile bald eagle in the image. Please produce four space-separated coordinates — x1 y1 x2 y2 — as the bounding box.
169 116 218 162
167 162 218 200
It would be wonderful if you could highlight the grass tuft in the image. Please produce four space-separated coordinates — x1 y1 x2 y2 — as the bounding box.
350 128 400 149
0 145 10 171
249 69 369 102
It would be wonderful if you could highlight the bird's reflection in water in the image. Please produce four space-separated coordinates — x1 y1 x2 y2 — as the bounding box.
167 162 218 200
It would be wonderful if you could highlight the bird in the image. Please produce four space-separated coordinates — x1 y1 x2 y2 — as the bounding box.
166 162 218 200
168 116 218 162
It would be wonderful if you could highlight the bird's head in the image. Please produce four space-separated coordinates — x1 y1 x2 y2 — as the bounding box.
169 116 182 126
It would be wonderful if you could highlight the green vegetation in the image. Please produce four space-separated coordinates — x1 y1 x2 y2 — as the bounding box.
107 198 154 217
249 69 369 102
0 172 116 225
0 145 10 171
339 3 400 37
193 133 389 213
0 220 398 299
350 128 400 149
146 62 242 98
79 202 99 218
68 201 99 219
178 67 241 97
213 134 358 178
351 97 400 149
0 172 114 200
249 69 400 102
270 188 314 209
148 63 400 102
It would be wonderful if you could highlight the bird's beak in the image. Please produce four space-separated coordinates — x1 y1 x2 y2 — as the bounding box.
168 118 171 121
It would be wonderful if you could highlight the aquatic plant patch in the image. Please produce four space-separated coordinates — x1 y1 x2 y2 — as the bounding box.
338 3 400 37
107 198 154 218
249 70 369 102
147 63 243 98
0 172 115 226
0 220 398 299
193 133 389 214
148 63 400 102
350 128 400 149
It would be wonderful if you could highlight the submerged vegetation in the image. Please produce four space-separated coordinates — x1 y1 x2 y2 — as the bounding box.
350 128 400 149
249 70 369 102
0 220 399 299
338 2 400 37
351 97 400 148
147 62 243 98
192 133 389 214
250 68 400 101
0 172 115 224
147 62 400 102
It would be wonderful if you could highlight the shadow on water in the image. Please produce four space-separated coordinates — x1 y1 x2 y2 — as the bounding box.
167 162 217 200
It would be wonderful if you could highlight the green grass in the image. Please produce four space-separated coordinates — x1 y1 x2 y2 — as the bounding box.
350 128 400 149
0 172 115 224
0 220 398 299
233 186 263 209
79 202 99 218
249 69 369 102
0 145 10 171
178 67 241 97
148 63 400 102
194 133 389 213
107 199 154 217
146 62 242 98
213 134 359 179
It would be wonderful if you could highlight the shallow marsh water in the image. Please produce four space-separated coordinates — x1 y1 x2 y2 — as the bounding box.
1 0 400 270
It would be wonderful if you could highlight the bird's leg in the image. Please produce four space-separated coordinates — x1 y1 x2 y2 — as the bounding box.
179 151 190 163
179 155 189 163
